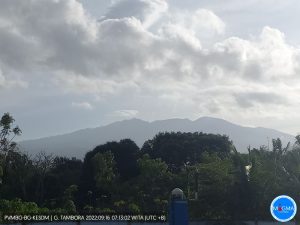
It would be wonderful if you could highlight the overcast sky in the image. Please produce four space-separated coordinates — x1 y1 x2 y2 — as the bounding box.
1 0 300 140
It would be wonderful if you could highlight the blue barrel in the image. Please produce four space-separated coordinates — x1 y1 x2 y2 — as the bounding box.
169 188 189 225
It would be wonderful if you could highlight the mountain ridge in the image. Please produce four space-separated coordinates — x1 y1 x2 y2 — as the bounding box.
18 117 295 158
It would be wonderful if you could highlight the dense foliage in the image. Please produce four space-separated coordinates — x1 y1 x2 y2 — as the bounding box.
1 113 300 222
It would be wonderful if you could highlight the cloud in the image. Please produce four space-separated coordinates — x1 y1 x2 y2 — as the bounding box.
71 101 93 110
169 8 226 36
104 0 168 28
193 9 226 35
1 0 300 133
234 91 289 108
0 0 98 75
0 69 28 89
111 110 139 118
54 73 139 97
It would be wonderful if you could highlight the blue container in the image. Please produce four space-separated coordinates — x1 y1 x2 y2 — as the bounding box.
169 188 189 225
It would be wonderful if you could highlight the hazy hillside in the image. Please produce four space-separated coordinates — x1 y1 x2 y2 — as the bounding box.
18 117 295 158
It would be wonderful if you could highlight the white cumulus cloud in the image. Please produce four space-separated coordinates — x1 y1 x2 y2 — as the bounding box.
104 0 168 28
71 101 93 110
112 110 139 118
1 0 300 134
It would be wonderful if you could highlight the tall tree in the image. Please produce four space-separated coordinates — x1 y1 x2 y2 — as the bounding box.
33 151 54 204
0 113 22 155
0 151 34 201
78 139 139 209
92 151 116 191
42 157 83 209
141 132 234 171
0 113 22 184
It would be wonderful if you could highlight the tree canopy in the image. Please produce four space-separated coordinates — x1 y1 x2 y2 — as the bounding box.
1 113 300 222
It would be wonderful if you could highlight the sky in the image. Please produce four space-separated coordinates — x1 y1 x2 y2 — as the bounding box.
1 0 300 140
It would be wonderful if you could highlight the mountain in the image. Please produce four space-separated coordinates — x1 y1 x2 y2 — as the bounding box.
18 117 295 158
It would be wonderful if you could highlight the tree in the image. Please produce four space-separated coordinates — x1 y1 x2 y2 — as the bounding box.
246 140 295 220
33 151 54 204
271 138 290 191
42 157 82 208
0 113 22 155
141 132 234 171
0 151 34 201
78 139 139 208
92 151 116 191
295 135 300 146
131 154 172 213
188 153 237 220
0 113 22 184
247 148 276 219
0 198 49 216
62 185 78 213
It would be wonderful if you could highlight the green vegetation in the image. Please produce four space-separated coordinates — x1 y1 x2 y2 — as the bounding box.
1 113 300 221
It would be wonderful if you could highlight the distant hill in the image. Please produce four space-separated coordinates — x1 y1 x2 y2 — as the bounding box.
18 117 295 158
